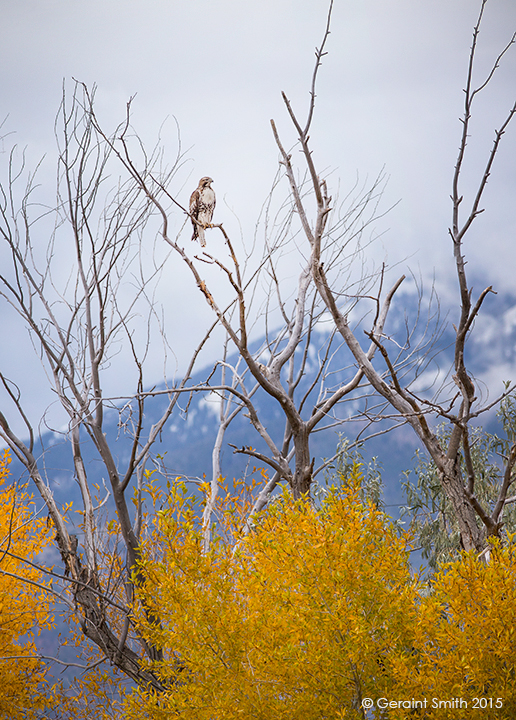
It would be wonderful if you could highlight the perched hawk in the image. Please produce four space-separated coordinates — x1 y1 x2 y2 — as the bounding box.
189 176 215 247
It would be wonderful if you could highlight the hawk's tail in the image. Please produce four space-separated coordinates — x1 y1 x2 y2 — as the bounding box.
191 226 206 247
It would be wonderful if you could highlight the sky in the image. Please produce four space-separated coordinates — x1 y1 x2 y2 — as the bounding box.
1 0 515 431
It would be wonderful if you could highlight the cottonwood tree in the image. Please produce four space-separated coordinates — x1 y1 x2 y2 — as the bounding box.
270 0 516 554
1 1 406 697
1 0 514 698
0 86 218 689
93 9 438 547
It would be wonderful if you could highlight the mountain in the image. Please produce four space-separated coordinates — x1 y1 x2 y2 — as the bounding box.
12 287 516 515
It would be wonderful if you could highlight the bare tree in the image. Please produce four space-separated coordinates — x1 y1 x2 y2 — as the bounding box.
72 2 454 563
99 89 419 512
271 0 516 554
0 84 216 689
1 0 513 696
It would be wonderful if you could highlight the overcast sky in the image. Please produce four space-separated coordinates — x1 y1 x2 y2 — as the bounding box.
1 0 515 430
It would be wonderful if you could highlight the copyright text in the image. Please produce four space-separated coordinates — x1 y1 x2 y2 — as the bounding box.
361 697 503 711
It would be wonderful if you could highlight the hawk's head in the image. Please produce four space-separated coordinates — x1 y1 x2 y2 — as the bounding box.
199 176 214 187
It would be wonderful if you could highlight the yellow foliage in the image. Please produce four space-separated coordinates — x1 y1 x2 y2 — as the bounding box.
403 542 516 719
0 450 55 718
116 466 516 719
49 663 130 720
124 466 418 719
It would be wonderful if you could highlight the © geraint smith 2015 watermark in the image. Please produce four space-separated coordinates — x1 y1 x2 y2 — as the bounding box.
361 697 504 711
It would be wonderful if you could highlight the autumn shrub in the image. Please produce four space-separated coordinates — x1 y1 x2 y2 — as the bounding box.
120 466 516 719
125 467 418 719
402 541 516 719
0 449 55 718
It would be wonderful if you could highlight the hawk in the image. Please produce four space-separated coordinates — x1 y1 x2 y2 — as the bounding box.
189 176 215 247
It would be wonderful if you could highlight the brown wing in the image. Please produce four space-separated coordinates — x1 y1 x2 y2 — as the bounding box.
189 188 201 239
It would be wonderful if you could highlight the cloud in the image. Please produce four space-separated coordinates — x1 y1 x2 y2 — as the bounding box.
1 0 515 429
